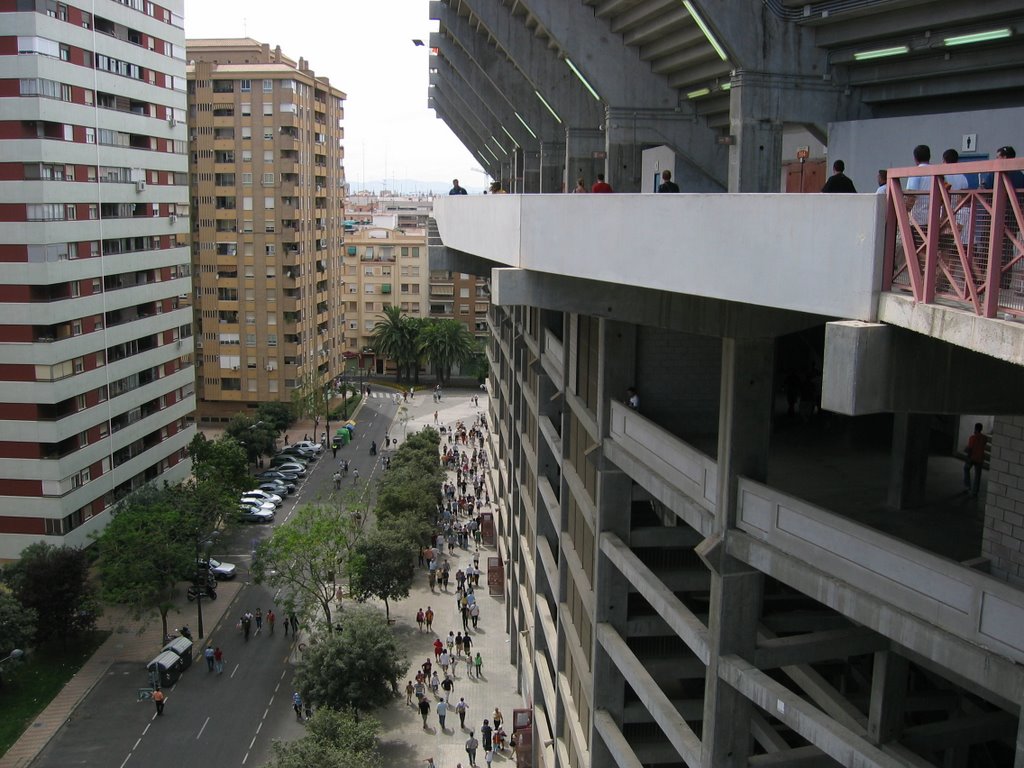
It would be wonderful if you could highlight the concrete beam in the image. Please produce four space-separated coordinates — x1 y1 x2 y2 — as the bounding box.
430 67 516 160
429 88 502 175
748 745 836 768
454 0 604 128
753 627 890 670
432 5 561 142
901 710 1017 752
822 320 1024 416
718 654 909 768
491 268 824 339
433 54 532 151
431 106 497 178
593 710 645 768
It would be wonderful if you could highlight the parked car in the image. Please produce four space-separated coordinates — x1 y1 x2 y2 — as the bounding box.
257 470 300 485
270 455 308 471
241 489 282 507
290 440 323 454
237 504 275 523
258 480 294 496
272 451 309 464
279 446 318 461
240 499 276 514
271 461 307 476
201 558 237 580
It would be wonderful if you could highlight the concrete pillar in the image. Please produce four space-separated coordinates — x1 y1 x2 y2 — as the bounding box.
566 127 605 192
728 73 784 193
867 650 908 745
700 337 774 768
540 140 565 193
887 412 931 509
521 149 540 193
589 319 637 768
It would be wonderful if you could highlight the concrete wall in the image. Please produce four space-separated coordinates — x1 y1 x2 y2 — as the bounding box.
983 415 1024 586
434 193 886 321
827 106 1024 194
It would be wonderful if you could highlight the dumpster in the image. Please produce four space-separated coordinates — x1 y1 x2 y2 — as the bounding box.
335 428 350 446
147 650 184 688
161 636 193 670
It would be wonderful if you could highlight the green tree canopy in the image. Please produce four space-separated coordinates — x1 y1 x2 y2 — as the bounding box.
94 486 195 639
251 503 362 632
349 530 415 621
188 432 250 498
257 400 294 433
420 318 476 384
266 708 382 768
291 370 332 441
2 543 98 647
294 607 406 711
224 413 278 464
0 589 36 657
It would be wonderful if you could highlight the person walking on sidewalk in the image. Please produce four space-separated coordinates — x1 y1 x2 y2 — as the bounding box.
152 688 165 716
214 646 224 674
419 696 431 729
204 645 215 671
267 609 275 635
424 606 434 632
254 608 263 633
462 632 472 661
465 732 479 767
437 698 448 730
292 692 304 721
456 697 469 729
406 680 415 705
473 652 483 679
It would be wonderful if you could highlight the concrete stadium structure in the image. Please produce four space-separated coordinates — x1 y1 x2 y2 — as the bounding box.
426 2 1024 767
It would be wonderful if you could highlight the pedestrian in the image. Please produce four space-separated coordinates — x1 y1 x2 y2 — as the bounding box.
204 645 215 671
437 698 448 729
267 609 275 635
333 471 341 489
254 608 263 633
304 701 313 720
591 173 613 193
462 633 472 660
424 606 434 632
433 637 444 661
440 649 450 675
241 612 252 641
152 687 165 716
657 168 680 193
447 630 456 652
422 658 433 678
473 652 483 679
419 696 431 728
456 697 468 729
441 674 454 701
406 680 415 705
430 671 440 697
821 159 857 193
414 679 426 701
492 707 503 731
283 613 290 637
416 608 425 631
214 646 224 674
462 605 470 632
292 691 303 721
465 732 479 767
455 631 464 656
481 719 493 750
964 422 988 497
290 614 299 635
485 748 494 768
470 602 480 628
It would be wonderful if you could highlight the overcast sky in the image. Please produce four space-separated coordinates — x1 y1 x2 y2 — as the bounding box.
183 0 486 193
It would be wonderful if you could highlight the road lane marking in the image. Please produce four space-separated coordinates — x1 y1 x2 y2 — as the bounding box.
263 707 270 718
142 724 150 735
256 722 263 734
249 736 257 749
242 752 249 764
119 753 133 768
196 716 210 740
133 738 141 750
230 663 240 678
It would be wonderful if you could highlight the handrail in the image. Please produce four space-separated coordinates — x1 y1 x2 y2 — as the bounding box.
883 158 1024 318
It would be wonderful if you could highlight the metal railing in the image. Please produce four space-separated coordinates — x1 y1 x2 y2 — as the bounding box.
884 158 1024 318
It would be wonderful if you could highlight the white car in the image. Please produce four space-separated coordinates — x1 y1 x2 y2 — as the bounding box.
203 558 237 580
290 440 323 454
241 489 282 507
272 461 307 476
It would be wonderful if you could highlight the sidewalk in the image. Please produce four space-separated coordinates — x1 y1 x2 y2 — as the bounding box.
0 581 243 768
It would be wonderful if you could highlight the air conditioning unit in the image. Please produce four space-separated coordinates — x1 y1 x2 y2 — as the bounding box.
169 214 177 224
232 365 239 370
168 115 177 127
135 180 146 192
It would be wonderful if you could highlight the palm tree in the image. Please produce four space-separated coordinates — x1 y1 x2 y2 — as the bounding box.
371 306 419 382
420 319 476 385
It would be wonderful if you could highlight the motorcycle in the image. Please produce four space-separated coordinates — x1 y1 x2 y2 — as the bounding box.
186 584 217 602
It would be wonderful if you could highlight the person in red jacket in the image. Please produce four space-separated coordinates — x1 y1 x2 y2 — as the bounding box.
963 422 988 497
591 174 613 193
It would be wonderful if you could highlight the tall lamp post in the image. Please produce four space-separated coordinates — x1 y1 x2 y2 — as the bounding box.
0 649 24 688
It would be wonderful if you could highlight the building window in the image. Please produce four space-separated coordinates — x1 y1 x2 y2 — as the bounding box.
263 79 272 91
240 79 251 92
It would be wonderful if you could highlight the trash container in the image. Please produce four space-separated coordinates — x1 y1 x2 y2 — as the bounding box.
147 650 184 688
161 636 193 670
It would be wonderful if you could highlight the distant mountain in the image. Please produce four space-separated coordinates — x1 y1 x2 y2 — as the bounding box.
349 179 485 195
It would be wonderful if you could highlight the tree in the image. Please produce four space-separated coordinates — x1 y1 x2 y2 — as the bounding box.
257 400 294 433
420 318 476 384
291 370 331 442
95 486 194 640
0 590 35 688
2 543 99 647
266 708 382 768
224 413 278 464
349 531 415 621
251 503 361 633
188 432 250 498
294 607 406 711
370 306 420 383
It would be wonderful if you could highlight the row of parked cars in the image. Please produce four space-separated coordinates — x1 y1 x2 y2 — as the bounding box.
237 440 323 523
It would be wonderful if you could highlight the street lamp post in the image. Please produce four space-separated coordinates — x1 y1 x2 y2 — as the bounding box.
0 649 24 687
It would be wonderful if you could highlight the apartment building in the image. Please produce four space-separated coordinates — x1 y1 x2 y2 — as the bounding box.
428 268 490 344
186 38 345 421
341 222 427 372
428 1 1024 767
0 0 195 561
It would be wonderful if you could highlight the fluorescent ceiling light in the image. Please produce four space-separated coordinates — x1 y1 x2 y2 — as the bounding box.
720 82 731 91
564 58 601 102
501 125 520 148
687 87 710 99
944 28 1011 46
682 1 728 61
535 90 562 124
489 136 508 156
515 112 537 139
853 45 909 61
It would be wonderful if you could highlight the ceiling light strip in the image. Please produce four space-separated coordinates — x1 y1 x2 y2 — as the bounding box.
682 1 728 61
